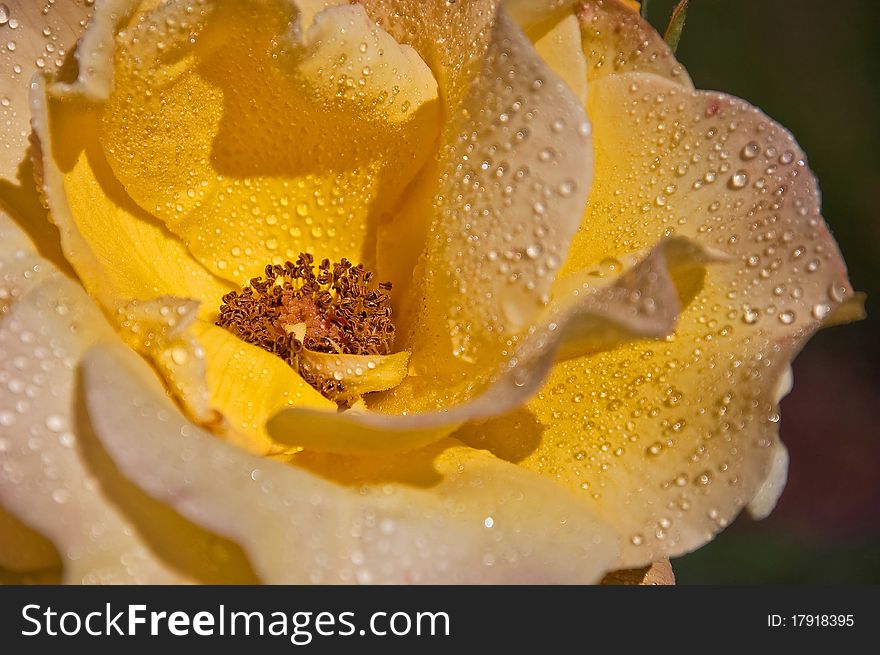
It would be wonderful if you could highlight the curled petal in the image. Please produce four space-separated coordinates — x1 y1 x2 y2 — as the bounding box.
81 341 620 584
31 77 235 318
113 297 215 423
0 212 192 583
747 443 789 521
267 238 713 454
462 71 860 567
505 1 587 106
0 0 95 183
190 320 334 456
370 4 594 422
299 350 411 400
576 0 693 87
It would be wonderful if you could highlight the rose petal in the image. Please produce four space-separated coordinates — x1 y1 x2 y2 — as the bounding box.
267 237 714 454
113 297 215 423
0 211 193 583
506 2 588 106
299 349 411 400
457 72 859 566
81 340 620 583
576 0 693 88
0 505 62 582
190 320 334 456
31 77 235 318
368 5 594 418
92 0 439 286
0 0 95 183
747 443 789 521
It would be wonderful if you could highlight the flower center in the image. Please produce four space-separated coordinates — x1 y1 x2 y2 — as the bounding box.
216 254 395 402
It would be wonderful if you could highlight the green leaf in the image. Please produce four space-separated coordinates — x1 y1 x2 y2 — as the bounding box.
664 0 690 53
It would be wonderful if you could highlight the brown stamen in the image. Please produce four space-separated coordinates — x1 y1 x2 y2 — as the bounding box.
216 254 395 403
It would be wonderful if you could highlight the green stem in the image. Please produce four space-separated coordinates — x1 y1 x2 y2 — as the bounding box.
640 0 650 19
663 0 690 53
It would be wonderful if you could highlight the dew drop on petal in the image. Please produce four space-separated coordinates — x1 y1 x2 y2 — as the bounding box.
728 170 748 189
740 141 760 160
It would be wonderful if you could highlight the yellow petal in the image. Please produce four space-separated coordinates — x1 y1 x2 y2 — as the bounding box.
97 0 439 285
114 296 215 423
0 0 95 183
372 5 594 416
531 13 588 107
505 2 587 106
458 72 860 567
32 81 235 319
82 341 621 583
267 238 713 454
0 505 62 583
299 349 410 400
191 320 335 456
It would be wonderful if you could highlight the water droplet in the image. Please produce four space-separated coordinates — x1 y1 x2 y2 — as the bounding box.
170 346 188 365
0 410 15 427
740 141 760 160
811 304 830 320
828 282 847 303
728 170 748 189
45 414 65 432
742 307 759 325
0 5 9 26
778 310 795 325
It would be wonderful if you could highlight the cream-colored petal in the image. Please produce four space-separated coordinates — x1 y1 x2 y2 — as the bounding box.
462 72 859 567
82 340 620 583
0 0 95 183
576 0 693 87
744 365 793 520
747 442 789 521
0 215 191 583
267 238 712 454
2 209 263 584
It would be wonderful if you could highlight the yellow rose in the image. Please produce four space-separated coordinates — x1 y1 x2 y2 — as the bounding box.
0 0 863 584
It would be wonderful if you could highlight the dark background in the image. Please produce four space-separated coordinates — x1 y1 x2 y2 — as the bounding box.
642 0 880 583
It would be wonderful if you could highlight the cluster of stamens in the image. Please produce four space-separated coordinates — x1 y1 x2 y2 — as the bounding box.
216 254 395 402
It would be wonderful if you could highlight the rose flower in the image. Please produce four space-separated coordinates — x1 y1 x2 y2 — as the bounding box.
0 0 862 584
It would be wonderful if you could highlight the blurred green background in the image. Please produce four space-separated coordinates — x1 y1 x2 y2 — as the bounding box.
643 0 880 583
